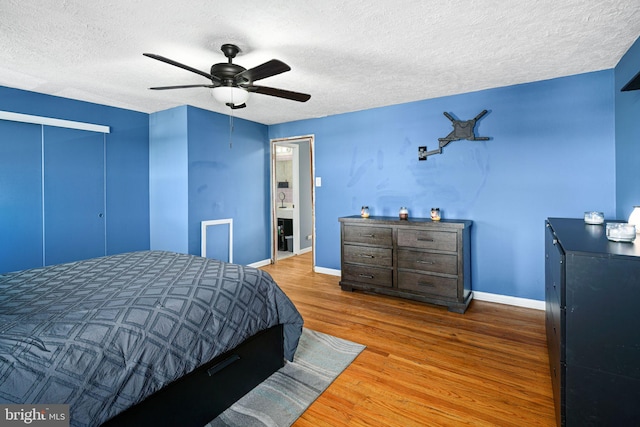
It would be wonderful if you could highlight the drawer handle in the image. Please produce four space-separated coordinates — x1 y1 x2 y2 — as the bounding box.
416 260 434 265
361 234 376 238
357 254 375 259
358 274 374 279
207 354 240 376
417 238 434 242
418 281 435 287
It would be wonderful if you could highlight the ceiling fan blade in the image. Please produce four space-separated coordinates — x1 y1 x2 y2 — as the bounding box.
246 85 311 102
143 53 221 83
234 59 291 84
149 84 217 90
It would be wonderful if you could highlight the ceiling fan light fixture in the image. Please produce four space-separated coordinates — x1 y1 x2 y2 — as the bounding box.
145 44 310 107
211 86 249 106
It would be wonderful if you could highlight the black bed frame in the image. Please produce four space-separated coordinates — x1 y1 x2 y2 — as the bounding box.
101 324 284 427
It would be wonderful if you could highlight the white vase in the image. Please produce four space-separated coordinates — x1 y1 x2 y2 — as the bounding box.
628 206 640 234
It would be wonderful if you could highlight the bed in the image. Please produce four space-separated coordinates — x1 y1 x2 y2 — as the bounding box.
0 250 304 426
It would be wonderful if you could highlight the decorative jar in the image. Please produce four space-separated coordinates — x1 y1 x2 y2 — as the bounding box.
584 211 604 225
431 208 441 221
361 206 370 218
399 207 409 220
605 222 636 242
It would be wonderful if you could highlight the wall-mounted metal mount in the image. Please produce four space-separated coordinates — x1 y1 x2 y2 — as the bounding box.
621 70 640 91
419 110 490 160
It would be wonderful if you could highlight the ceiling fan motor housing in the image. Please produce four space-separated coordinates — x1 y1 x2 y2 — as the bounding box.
210 63 247 85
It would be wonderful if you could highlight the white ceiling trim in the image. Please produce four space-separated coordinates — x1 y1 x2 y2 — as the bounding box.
0 111 110 133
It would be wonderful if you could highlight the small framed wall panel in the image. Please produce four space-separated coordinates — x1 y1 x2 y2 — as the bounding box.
201 219 233 263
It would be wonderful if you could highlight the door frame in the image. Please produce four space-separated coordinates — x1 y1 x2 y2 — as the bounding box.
270 135 315 266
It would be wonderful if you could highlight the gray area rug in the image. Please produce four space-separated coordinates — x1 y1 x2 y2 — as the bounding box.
206 328 365 427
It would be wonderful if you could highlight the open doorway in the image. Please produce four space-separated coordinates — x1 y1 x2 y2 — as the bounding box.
271 136 314 267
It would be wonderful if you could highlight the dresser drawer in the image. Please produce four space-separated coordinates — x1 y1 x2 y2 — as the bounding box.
397 229 457 252
342 264 392 288
547 277 561 316
397 249 457 275
546 306 561 361
343 225 392 246
397 271 457 298
546 306 563 423
547 298 563 360
343 244 393 267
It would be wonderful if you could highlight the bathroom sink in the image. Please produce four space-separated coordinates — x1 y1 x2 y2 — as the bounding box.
277 207 293 219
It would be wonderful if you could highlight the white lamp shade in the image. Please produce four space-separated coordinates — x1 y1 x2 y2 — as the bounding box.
211 86 249 106
628 206 640 233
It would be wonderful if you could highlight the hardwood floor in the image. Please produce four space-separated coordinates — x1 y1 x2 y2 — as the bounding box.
261 252 556 426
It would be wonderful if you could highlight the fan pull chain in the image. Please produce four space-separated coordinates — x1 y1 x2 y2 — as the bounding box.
229 110 234 149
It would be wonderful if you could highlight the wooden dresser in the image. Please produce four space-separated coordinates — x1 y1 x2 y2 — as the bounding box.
339 215 472 313
545 218 640 426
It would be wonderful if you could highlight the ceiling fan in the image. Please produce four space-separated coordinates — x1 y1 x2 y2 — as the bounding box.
143 44 311 109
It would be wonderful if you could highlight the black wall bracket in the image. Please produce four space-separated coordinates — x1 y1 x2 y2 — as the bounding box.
621 70 640 91
419 110 490 160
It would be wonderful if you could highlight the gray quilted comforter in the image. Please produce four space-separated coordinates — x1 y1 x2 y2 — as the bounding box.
0 251 303 426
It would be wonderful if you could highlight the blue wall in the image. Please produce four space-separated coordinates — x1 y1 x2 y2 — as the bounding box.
615 36 640 219
0 86 150 272
150 105 270 265
187 106 271 264
1 55 629 302
270 70 616 301
149 106 190 252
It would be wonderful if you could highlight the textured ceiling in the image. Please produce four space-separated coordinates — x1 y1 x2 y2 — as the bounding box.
1 1 639 125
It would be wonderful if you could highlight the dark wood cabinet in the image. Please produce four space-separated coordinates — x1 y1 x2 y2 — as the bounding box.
339 216 472 313
277 218 293 251
545 218 640 426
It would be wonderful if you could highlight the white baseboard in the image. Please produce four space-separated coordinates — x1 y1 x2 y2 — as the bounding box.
314 266 341 276
248 259 271 268
472 291 545 310
248 247 312 268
